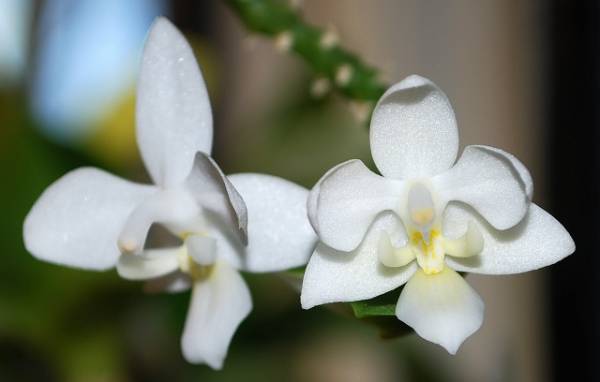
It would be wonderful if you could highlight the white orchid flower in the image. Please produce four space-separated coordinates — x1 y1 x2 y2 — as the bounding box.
23 17 316 369
301 75 575 354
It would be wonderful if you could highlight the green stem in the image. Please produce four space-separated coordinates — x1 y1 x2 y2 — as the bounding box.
224 0 387 102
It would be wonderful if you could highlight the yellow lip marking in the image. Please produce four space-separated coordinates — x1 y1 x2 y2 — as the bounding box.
410 229 444 275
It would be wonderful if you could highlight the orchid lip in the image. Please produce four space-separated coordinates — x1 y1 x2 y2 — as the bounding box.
379 182 484 275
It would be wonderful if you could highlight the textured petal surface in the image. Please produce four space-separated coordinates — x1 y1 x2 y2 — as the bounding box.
136 17 213 187
181 262 252 369
211 174 316 272
477 146 533 200
433 145 529 230
315 159 402 252
185 152 248 244
307 161 352 233
443 203 575 274
117 248 180 280
301 213 416 309
396 268 484 354
370 75 459 179
23 167 154 270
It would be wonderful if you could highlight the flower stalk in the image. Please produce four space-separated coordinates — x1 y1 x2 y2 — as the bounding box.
225 0 387 103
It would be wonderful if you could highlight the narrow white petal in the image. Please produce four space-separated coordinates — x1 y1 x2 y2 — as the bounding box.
307 161 352 233
117 188 200 254
444 203 575 274
185 152 248 245
433 145 529 230
370 75 459 179
396 268 484 354
181 262 252 369
136 17 213 187
116 248 180 280
23 168 154 270
315 159 402 252
301 213 416 309
216 174 317 272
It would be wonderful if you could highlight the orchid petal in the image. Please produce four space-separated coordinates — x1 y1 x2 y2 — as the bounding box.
315 159 402 252
181 262 252 369
476 145 533 200
136 17 213 187
212 174 316 272
396 268 484 354
433 145 529 230
307 161 352 232
301 213 416 309
116 248 180 280
370 75 459 179
23 168 154 270
185 152 248 245
443 203 575 274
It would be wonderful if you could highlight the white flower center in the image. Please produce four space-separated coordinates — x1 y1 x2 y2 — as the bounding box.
378 182 484 275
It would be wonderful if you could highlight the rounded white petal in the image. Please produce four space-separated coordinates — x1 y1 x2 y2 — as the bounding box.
476 145 533 200
315 159 402 252
136 17 213 187
307 160 353 233
211 174 317 272
181 262 252 369
370 75 459 179
301 213 416 309
396 268 484 354
443 203 575 274
433 145 529 230
23 167 154 270
185 152 247 244
116 248 180 280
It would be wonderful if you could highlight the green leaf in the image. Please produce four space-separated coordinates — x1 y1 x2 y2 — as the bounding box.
349 288 413 339
283 266 305 278
349 288 399 318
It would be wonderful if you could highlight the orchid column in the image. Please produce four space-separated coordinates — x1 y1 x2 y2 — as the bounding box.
23 17 316 369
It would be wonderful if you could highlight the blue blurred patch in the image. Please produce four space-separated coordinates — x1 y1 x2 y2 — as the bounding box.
30 0 168 143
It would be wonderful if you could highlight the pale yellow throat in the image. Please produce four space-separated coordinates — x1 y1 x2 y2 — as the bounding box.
378 182 484 275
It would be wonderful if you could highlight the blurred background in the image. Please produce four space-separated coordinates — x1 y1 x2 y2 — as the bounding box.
0 0 595 381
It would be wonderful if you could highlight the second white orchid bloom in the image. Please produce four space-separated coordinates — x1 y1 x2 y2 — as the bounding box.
24 18 316 369
301 75 575 354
